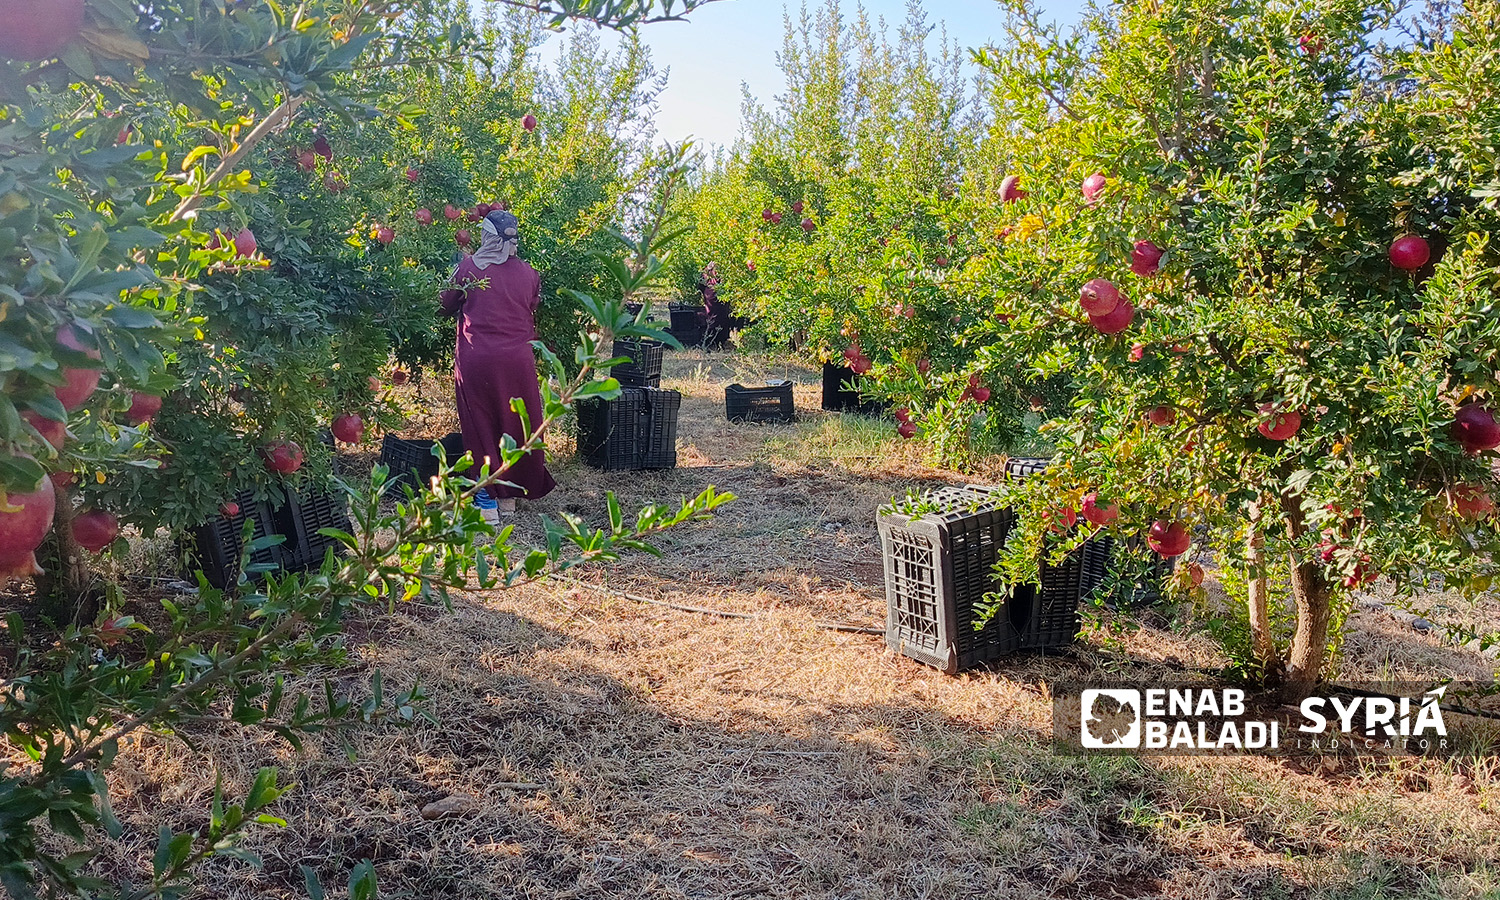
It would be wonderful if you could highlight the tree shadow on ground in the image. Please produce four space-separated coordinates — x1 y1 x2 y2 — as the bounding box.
76 592 1499 900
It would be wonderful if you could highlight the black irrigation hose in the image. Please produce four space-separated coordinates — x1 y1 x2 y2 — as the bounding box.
554 575 885 636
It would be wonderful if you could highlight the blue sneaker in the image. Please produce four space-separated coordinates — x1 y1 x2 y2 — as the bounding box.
475 491 500 525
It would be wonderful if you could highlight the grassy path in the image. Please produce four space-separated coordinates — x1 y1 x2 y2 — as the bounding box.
80 351 1500 898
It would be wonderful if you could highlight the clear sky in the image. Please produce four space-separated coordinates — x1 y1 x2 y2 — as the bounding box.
540 1 1086 150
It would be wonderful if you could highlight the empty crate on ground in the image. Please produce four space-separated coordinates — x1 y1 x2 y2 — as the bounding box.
612 338 664 388
577 386 681 470
821 362 885 415
878 480 1111 673
666 303 703 347
185 489 283 590
185 483 353 589
725 381 795 424
379 433 466 492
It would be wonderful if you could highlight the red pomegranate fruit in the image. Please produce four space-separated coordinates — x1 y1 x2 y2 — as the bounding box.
917 358 932 375
971 386 991 403
1147 519 1191 557
1148 405 1176 427
1047 507 1078 534
72 509 120 553
415 208 433 226
1089 300 1135 335
897 421 917 439
800 217 816 233
791 200 804 215
391 369 411 385
406 167 421 183
1081 172 1107 204
313 134 333 160
998 175 1027 203
1257 405 1301 441
1079 278 1121 317
55 326 101 411
220 501 241 519
1130 240 1164 277
1080 492 1119 527
375 226 395 246
233 228 257 259
262 440 305 475
0 0 86 60
444 204 462 221
1389 234 1430 271
1451 404 1500 454
456 229 472 247
1299 32 1324 55
1450 483 1495 520
324 172 347 193
297 149 317 172
125 392 163 426
0 462 56 578
522 114 538 132
1129 343 1145 362
331 413 365 444
1187 562 1205 587
23 410 66 450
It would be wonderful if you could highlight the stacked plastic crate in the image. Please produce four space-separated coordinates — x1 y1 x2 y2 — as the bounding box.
577 340 681 470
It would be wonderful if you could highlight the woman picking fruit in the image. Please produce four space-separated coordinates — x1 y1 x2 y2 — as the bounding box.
439 209 556 521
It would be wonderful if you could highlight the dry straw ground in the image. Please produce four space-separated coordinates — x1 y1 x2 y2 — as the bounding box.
20 351 1500 898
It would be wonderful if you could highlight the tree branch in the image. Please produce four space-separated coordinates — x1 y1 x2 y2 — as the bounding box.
168 95 306 224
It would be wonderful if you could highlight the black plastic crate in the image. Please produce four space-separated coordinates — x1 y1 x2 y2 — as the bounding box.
1002 455 1114 649
1004 457 1053 482
821 362 885 415
667 305 704 348
639 387 681 469
576 388 681 471
275 485 353 572
184 490 283 590
577 390 645 471
1089 537 1175 609
612 338 664 388
666 325 703 348
726 382 795 424
878 485 1030 673
379 433 465 493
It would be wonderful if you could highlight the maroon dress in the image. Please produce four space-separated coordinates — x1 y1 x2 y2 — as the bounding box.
440 256 557 501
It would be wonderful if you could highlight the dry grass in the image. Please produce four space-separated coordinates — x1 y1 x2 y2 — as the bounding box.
19 350 1500 898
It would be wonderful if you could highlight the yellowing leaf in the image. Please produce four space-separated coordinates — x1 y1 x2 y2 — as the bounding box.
95 471 107 484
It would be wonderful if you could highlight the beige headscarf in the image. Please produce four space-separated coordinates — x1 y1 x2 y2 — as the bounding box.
472 209 520 269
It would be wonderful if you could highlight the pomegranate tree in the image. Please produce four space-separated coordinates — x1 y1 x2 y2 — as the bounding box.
959 0 1500 692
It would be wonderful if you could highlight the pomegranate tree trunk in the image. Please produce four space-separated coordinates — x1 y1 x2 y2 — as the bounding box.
1244 504 1280 678
1281 495 1332 697
37 485 97 624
